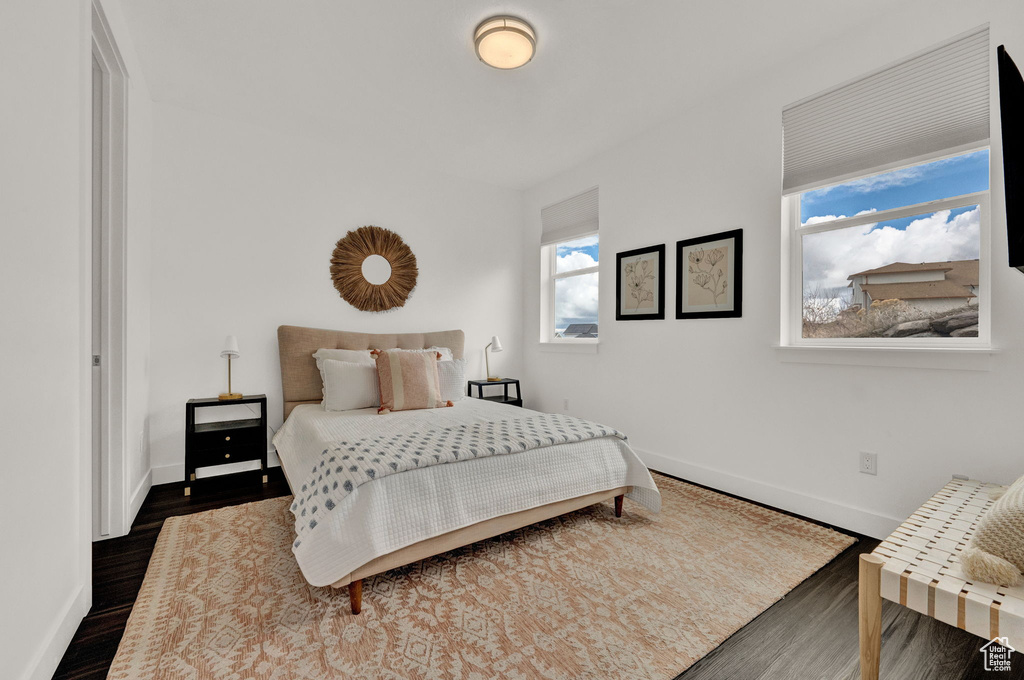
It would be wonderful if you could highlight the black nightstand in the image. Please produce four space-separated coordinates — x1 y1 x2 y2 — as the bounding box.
185 394 268 496
467 378 522 407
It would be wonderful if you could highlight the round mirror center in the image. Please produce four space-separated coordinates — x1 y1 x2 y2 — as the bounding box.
361 254 392 285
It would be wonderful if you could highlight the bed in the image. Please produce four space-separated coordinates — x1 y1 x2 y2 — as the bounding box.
274 325 661 614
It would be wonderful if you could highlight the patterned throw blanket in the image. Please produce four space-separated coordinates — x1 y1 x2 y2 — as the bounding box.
290 412 625 547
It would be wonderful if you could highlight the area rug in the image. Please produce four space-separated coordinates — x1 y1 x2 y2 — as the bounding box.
108 474 854 679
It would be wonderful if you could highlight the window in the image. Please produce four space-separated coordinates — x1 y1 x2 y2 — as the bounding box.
782 27 991 347
546 235 599 340
540 188 599 343
790 151 989 343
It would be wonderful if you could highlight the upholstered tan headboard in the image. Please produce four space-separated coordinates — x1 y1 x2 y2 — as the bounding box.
277 325 465 420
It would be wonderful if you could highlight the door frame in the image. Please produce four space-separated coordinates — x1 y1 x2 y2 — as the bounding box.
91 0 129 540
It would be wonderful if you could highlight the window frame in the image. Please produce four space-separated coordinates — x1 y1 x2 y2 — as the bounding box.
781 155 991 350
540 232 600 345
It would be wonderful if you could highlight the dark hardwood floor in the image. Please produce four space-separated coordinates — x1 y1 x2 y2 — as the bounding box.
54 470 1018 679
53 470 292 680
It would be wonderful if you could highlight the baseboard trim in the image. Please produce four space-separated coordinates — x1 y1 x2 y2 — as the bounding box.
128 468 152 527
635 448 900 539
21 583 89 680
151 463 181 486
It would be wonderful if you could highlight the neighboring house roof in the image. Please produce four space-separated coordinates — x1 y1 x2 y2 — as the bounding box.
860 280 976 300
942 259 980 288
564 323 598 334
852 259 979 301
848 261 954 278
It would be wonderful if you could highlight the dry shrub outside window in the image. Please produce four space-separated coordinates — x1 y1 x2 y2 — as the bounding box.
330 226 418 312
802 298 975 339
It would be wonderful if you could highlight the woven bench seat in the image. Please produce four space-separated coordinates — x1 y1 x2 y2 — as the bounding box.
860 478 1022 679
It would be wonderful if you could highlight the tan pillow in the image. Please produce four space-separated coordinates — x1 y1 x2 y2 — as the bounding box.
962 476 1024 586
372 349 453 415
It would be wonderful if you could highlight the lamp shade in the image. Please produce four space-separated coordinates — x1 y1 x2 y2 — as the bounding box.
220 335 240 359
489 335 503 352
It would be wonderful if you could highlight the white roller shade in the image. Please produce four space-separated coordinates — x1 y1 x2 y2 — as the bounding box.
783 25 989 194
541 186 599 245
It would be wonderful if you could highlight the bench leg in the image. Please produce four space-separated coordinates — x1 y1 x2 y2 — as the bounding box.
614 494 624 518
349 579 363 615
859 554 884 680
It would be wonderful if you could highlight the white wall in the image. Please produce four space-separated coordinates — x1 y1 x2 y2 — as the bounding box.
0 2 92 679
147 103 524 483
522 1 1024 538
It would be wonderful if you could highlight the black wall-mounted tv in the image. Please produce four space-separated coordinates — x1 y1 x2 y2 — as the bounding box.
998 45 1024 272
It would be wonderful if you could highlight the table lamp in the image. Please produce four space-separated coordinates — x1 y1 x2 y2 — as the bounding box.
219 335 243 400
485 335 503 381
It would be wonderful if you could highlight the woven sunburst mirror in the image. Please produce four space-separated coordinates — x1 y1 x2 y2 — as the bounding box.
330 226 418 312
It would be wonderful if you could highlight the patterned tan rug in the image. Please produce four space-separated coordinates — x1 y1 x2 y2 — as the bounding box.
108 474 854 679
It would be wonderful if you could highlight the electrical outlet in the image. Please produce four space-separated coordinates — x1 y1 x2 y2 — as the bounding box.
563 398 569 411
860 451 878 476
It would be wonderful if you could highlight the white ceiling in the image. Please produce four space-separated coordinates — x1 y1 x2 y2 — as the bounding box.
119 0 892 189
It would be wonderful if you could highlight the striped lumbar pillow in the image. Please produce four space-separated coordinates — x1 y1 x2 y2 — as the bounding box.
372 349 453 414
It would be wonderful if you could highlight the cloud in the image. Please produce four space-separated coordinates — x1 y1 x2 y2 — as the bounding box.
809 167 927 199
557 250 597 271
802 208 877 226
802 207 980 291
805 153 972 202
555 272 598 327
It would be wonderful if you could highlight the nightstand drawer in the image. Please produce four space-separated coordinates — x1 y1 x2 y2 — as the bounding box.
191 420 263 452
190 441 263 469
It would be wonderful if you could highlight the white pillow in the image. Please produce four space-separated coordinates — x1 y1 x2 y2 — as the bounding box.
322 359 380 411
312 347 375 370
313 348 375 399
437 359 465 403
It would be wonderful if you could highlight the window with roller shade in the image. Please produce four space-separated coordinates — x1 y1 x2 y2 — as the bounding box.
540 188 599 342
782 26 991 346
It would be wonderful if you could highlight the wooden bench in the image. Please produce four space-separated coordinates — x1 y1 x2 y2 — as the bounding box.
859 478 1024 679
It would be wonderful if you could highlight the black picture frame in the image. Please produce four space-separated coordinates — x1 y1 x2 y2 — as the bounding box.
616 244 666 321
675 229 743 319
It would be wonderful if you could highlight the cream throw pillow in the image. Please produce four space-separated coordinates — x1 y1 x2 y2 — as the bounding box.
962 476 1024 586
321 360 379 412
312 348 376 400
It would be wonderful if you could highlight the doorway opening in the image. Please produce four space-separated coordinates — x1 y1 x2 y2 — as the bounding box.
91 1 129 540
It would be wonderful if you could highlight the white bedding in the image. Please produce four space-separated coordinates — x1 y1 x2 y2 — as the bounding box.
273 398 660 587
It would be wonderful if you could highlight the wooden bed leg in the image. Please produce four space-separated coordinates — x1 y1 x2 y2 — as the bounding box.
859 554 884 680
348 579 363 615
614 494 624 518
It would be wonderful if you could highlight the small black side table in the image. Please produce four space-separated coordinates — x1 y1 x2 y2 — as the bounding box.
467 378 522 407
185 394 268 496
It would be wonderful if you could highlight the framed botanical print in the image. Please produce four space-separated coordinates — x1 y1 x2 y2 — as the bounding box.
676 229 743 319
616 244 665 320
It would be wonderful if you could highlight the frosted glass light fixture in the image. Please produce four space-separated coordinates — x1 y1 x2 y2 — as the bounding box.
474 16 536 70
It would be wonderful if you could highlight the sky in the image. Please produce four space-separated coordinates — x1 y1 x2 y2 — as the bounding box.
801 150 988 294
555 235 599 330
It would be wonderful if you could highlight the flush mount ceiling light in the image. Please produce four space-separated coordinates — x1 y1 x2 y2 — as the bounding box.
474 16 536 70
